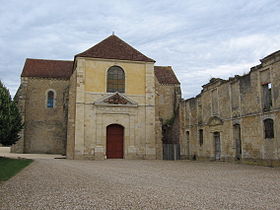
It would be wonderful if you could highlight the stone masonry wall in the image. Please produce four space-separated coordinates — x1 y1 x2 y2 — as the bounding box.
155 78 182 159
180 51 280 166
22 77 69 154
69 58 158 160
66 68 77 159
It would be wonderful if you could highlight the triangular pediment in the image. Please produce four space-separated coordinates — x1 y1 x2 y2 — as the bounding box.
94 93 138 107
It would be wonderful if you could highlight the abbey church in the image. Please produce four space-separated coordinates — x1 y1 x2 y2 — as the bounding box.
11 35 280 166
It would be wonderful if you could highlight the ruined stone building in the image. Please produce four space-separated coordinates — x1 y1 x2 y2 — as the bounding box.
11 35 280 165
179 50 280 166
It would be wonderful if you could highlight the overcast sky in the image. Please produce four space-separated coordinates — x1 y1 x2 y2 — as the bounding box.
1 0 280 98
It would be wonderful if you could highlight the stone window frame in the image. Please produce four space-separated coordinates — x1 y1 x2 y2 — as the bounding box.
106 65 126 93
198 129 203 146
262 82 273 112
213 131 221 160
233 123 242 158
45 89 56 109
185 130 191 159
211 88 219 116
186 130 190 142
263 118 274 139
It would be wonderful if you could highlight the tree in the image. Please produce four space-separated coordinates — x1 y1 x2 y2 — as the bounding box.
0 80 23 146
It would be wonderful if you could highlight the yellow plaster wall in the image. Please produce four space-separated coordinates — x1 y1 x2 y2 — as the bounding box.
84 59 147 95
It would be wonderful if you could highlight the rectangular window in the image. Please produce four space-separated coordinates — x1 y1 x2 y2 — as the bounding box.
186 131 190 142
197 98 202 124
211 89 218 115
264 119 274 139
199 129 203 146
263 83 272 111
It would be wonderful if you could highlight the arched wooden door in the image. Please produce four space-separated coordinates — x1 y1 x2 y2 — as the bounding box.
106 124 124 159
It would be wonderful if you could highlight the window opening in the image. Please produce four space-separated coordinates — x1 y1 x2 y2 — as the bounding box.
107 66 125 93
263 83 272 111
264 119 274 139
199 129 203 146
47 91 54 108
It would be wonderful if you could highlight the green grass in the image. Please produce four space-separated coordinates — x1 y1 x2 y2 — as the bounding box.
0 157 33 181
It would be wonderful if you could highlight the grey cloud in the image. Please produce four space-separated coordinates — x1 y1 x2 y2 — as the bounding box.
0 0 280 98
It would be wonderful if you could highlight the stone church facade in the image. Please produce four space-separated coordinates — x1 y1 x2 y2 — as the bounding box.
11 35 280 165
11 35 180 160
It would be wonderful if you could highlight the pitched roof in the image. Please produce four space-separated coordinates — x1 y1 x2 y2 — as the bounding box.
154 66 180 85
21 59 180 85
76 35 155 63
21 58 73 79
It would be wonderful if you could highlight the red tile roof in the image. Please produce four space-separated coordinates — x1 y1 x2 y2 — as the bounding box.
21 59 180 85
76 35 155 63
21 58 73 79
154 66 180 85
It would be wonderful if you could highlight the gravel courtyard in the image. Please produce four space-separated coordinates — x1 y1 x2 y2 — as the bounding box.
0 159 280 210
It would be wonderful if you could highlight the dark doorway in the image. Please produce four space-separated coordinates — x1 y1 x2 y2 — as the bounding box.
106 124 124 159
233 124 242 160
214 132 221 160
186 131 190 159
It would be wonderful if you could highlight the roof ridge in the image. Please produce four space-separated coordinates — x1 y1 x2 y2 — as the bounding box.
113 35 154 61
154 65 172 68
154 66 180 85
76 35 155 62
21 58 74 79
260 49 280 62
26 58 73 62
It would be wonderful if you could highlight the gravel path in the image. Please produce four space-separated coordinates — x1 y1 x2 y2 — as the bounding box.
0 159 280 209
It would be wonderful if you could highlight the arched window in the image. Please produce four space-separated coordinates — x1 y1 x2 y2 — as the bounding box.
47 90 54 108
264 119 274 139
107 66 125 93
